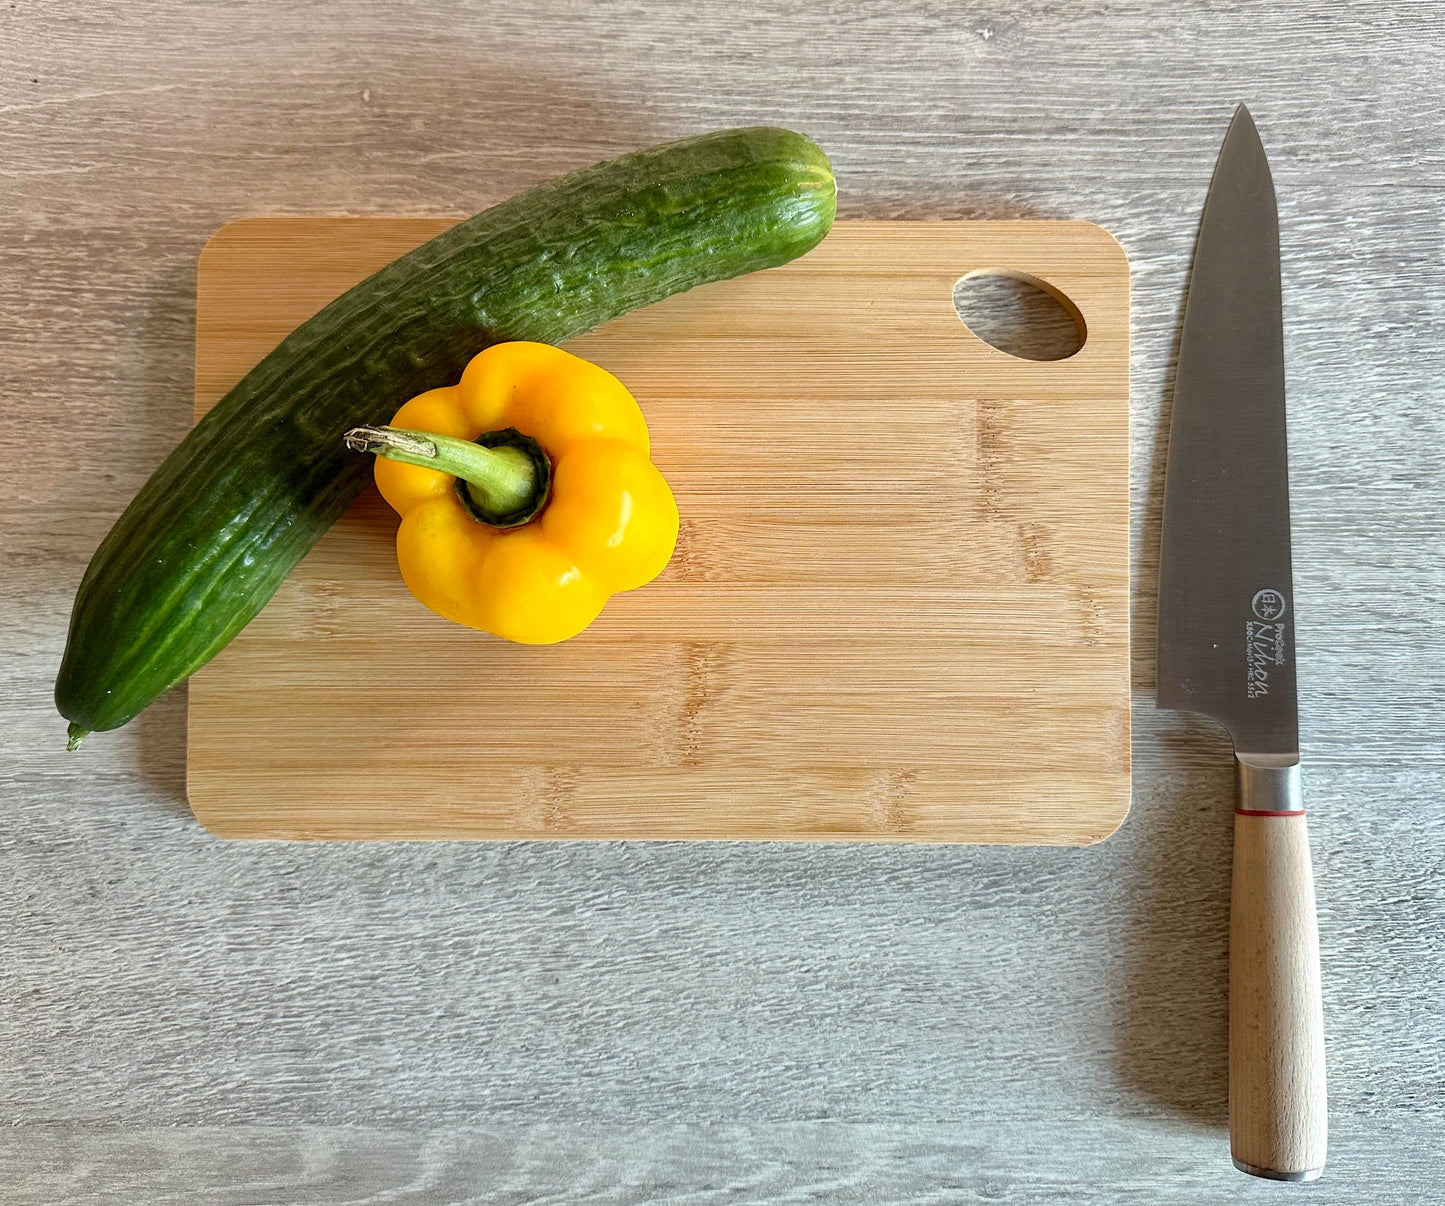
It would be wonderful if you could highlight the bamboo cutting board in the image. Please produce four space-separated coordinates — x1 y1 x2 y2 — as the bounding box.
188 218 1130 843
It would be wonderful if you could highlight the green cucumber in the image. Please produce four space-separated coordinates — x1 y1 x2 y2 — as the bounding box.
56 126 835 746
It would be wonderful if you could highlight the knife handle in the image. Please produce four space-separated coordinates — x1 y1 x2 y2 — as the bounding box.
1230 757 1327 1181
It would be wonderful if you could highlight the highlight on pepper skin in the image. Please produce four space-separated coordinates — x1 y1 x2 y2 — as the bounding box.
369 342 679 644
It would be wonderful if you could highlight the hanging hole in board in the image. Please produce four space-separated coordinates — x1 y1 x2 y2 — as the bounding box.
952 270 1086 361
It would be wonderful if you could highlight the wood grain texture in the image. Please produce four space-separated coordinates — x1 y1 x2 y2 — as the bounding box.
188 218 1131 843
4 1120 1445 1206
3 0 1444 1200
1229 810 1328 1178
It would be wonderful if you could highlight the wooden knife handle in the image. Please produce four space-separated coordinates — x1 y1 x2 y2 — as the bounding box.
1229 757 1327 1181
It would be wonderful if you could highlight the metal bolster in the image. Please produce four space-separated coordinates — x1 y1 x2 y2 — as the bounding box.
1235 754 1304 815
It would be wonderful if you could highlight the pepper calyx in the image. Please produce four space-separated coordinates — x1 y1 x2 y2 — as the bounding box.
456 428 552 529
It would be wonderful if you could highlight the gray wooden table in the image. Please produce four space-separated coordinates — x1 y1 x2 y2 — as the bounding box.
3 2 1442 1201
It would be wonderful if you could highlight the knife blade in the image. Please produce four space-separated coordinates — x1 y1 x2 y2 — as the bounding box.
1157 105 1327 1181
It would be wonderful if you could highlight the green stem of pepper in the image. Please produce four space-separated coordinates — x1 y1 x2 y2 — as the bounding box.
344 425 548 526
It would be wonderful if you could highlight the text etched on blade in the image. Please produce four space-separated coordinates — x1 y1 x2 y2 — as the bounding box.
1246 589 1289 698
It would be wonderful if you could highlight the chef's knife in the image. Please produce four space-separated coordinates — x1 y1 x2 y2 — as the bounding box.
1157 105 1326 1181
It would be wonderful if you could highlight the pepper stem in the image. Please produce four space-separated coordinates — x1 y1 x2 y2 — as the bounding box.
345 425 543 523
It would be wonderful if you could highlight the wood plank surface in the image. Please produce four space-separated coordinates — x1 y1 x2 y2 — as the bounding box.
5 1120 1444 1205
187 219 1131 842
3 0 1443 1201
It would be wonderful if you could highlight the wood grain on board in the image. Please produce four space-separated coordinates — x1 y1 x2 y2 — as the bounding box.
187 218 1130 842
9 3 1445 1199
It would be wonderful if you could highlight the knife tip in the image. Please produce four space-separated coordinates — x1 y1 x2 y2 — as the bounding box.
1221 103 1270 171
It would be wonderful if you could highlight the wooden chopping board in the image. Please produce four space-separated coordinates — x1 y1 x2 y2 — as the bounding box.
188 218 1130 843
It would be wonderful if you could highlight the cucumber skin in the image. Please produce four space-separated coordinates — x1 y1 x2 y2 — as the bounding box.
56 127 835 736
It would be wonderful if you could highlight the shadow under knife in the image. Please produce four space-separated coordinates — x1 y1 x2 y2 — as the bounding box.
1116 718 1235 1122
1114 225 1234 1123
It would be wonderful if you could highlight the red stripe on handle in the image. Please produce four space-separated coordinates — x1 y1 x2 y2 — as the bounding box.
1236 808 1306 817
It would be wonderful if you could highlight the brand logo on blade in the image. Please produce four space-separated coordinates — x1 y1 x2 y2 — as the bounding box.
1252 589 1287 620
1246 589 1288 698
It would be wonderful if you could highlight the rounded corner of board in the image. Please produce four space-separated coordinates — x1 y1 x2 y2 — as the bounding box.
184 799 248 841
184 773 252 841
197 216 274 267
1074 794 1133 847
1070 220 1131 272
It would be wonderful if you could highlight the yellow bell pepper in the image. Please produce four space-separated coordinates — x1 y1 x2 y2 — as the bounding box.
347 342 678 644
